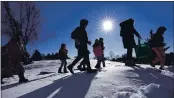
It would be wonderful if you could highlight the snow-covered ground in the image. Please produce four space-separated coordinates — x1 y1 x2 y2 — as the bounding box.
1 59 174 98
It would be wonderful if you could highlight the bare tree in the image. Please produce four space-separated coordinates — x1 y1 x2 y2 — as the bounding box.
1 2 40 46
115 55 120 59
109 51 115 60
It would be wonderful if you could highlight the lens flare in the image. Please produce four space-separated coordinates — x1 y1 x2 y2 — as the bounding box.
102 20 113 32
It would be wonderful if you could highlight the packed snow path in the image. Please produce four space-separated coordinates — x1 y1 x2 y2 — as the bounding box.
1 59 174 98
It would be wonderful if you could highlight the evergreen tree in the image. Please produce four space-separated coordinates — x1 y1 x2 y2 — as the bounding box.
31 50 42 61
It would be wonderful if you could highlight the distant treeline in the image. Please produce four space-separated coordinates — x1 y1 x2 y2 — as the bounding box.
29 50 70 62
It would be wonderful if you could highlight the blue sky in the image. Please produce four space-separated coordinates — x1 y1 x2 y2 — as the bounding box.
2 2 174 58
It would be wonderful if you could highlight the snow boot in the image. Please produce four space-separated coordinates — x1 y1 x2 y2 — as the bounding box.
82 65 87 71
18 72 28 83
67 65 74 74
125 60 136 66
77 65 82 71
159 67 164 70
77 65 86 71
1 80 4 84
95 65 100 69
131 60 138 66
150 62 156 67
64 67 68 73
58 68 62 73
95 63 101 69
102 60 106 67
19 78 29 83
103 63 106 67
125 60 132 66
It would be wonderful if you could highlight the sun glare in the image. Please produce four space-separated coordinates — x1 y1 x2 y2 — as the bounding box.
102 20 113 32
97 15 116 34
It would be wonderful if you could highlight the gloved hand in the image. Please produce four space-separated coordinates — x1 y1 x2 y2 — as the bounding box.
88 41 91 45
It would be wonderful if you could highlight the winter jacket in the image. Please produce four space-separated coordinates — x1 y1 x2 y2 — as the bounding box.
119 19 140 48
99 41 105 51
150 33 165 47
120 21 140 39
59 49 68 60
71 26 89 50
1 37 25 77
93 45 103 57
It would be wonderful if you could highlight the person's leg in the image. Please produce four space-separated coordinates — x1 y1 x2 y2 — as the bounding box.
77 59 86 71
64 60 68 73
81 59 87 69
78 59 84 68
58 60 64 73
152 48 162 64
102 54 106 67
126 48 133 65
98 57 102 68
128 48 133 60
159 47 165 69
83 51 97 73
83 49 97 71
95 57 100 68
15 61 28 83
70 56 82 67
68 49 83 74
84 52 92 70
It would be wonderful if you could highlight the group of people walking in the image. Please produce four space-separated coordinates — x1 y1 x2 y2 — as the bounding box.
58 19 102 74
57 18 167 74
119 18 167 70
1 18 167 84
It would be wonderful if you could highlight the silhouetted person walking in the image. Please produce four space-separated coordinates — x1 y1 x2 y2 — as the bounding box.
119 18 142 66
99 38 106 67
68 19 97 74
93 39 103 69
150 26 167 70
58 43 68 73
1 35 28 84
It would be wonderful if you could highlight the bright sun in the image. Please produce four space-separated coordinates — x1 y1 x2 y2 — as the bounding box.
102 20 113 32
97 15 116 34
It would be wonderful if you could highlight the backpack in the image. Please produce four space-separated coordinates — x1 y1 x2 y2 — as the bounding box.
71 27 81 49
71 27 80 40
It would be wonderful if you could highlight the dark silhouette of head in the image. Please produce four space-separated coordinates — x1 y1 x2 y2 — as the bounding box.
80 19 88 28
61 43 66 49
120 18 134 27
127 18 134 27
157 26 167 35
128 18 134 24
99 37 104 42
95 39 99 43
93 39 99 47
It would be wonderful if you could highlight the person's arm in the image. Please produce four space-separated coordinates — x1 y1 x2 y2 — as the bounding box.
65 50 68 57
66 50 68 54
93 47 97 56
133 27 142 39
84 31 91 45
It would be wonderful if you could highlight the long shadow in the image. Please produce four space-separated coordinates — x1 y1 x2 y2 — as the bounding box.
1 73 57 90
126 65 174 98
18 72 97 98
127 65 174 84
